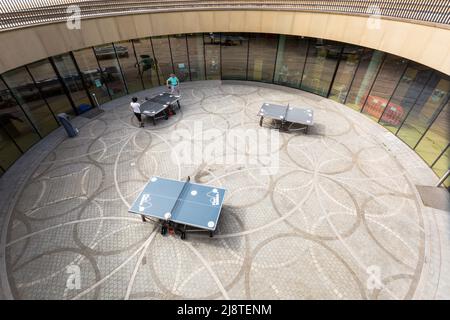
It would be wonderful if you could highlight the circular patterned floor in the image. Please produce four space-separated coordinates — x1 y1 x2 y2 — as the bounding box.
1 81 447 299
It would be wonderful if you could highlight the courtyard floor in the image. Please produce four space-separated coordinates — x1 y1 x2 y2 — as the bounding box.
0 81 449 300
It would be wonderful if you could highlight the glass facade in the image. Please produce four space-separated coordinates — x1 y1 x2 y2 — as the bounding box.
221 33 249 80
0 32 448 187
301 39 342 97
247 34 278 83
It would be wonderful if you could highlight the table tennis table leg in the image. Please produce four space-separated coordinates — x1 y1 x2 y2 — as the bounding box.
177 101 181 109
141 215 146 222
209 231 213 238
180 224 187 240
152 116 156 125
259 116 263 127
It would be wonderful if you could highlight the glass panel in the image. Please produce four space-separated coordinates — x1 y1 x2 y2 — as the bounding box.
361 54 408 122
300 39 342 97
52 53 92 113
132 38 160 88
328 45 363 103
248 33 278 83
273 35 308 88
93 44 127 99
397 73 450 148
221 33 249 80
0 80 40 151
415 103 449 165
151 36 174 84
432 148 450 188
3 67 58 136
379 63 433 133
204 33 221 80
187 33 205 81
345 50 385 111
114 41 143 94
27 59 75 116
72 48 111 105
0 124 22 170
169 35 190 82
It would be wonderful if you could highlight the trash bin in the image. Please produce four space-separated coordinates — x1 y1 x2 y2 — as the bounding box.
57 113 79 137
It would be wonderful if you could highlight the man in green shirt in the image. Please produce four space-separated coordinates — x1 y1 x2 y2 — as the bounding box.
166 73 180 97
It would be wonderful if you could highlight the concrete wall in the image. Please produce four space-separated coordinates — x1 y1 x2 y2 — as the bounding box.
1 10 449 75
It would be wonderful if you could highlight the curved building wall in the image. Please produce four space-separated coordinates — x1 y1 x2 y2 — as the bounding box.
0 32 449 186
0 11 449 75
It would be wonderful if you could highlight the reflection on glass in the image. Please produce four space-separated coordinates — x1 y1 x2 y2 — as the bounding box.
3 67 58 136
0 124 22 170
379 63 433 133
73 48 111 105
415 103 449 165
169 35 190 82
248 34 278 83
132 38 160 88
52 53 92 113
345 50 384 111
273 35 308 88
301 39 342 97
114 41 143 94
397 73 450 148
221 33 249 80
187 34 205 81
151 36 174 83
27 59 75 116
431 145 450 187
361 54 408 122
0 79 40 152
329 46 362 103
204 33 221 80
93 44 127 99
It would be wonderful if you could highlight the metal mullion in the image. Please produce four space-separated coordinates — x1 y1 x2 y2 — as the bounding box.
360 52 387 113
395 70 435 135
131 39 146 90
112 42 129 94
431 143 450 168
327 45 345 98
202 33 207 80
48 56 78 115
413 95 450 149
25 65 59 124
149 37 161 85
0 75 43 139
167 35 176 74
91 46 112 100
219 33 223 80
299 38 311 89
271 34 281 84
185 35 192 82
0 120 25 154
68 52 96 109
343 49 363 105
377 60 410 123
246 33 251 80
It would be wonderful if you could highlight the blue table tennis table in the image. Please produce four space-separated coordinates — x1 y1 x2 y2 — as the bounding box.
129 176 226 239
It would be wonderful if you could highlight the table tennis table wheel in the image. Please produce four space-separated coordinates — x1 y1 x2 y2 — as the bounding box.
181 232 186 240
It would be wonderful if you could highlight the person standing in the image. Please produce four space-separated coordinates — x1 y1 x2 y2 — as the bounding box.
130 97 144 127
166 73 180 97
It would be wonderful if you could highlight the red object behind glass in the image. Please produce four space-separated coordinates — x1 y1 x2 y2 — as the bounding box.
364 95 404 126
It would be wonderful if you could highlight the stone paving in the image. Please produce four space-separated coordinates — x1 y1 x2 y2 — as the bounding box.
0 81 449 300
